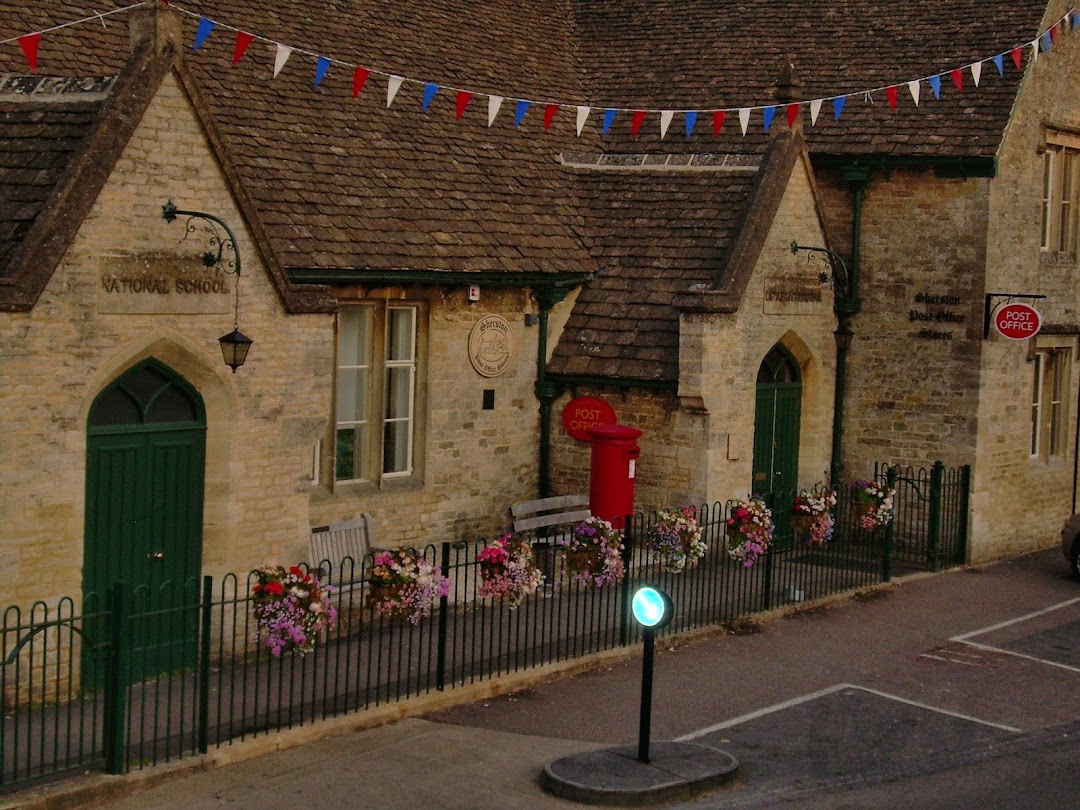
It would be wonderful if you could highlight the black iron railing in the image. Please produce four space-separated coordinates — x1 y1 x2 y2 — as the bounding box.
0 470 968 789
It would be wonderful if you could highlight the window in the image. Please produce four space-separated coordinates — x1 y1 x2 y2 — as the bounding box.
335 304 420 483
1031 345 1071 460
1041 134 1080 255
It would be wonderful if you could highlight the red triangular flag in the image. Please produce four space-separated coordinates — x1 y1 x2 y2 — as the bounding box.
543 103 559 131
1010 47 1023 70
713 110 726 135
1051 23 1060 42
456 90 473 120
950 68 963 91
886 85 899 110
352 67 371 98
232 32 254 65
18 33 40 73
630 110 647 137
785 103 800 128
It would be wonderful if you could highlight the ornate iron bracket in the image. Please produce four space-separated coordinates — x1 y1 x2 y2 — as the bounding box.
162 200 242 280
790 241 850 300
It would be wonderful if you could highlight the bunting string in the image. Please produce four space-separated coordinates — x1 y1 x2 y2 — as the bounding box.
4 1 1079 138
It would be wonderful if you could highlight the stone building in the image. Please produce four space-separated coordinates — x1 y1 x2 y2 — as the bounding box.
0 1 1078 611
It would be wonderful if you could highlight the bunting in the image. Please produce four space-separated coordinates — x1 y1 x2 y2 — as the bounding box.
4 2 1077 139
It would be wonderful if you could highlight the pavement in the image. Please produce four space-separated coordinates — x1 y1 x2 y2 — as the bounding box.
6 547 1080 809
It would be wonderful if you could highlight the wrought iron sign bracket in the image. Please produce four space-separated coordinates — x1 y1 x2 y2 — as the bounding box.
982 292 1046 339
789 241 851 300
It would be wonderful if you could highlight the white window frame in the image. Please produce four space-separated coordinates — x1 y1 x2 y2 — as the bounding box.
1041 133 1080 256
333 303 422 485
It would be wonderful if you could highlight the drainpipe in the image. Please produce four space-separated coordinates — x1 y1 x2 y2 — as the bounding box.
534 285 569 498
829 166 869 486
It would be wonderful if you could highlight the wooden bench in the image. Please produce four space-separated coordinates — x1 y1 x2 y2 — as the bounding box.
310 514 374 587
510 495 590 582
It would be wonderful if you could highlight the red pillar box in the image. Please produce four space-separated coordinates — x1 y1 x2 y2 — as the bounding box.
588 424 643 529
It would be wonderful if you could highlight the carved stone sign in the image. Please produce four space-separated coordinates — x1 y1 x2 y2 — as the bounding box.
97 255 234 315
763 277 824 315
468 314 515 377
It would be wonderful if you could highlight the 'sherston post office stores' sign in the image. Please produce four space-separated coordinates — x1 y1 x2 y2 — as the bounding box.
468 315 515 377
994 302 1042 341
562 396 617 441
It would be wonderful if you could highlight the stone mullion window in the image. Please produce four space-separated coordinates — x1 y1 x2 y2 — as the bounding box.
1030 343 1072 461
1042 132 1080 256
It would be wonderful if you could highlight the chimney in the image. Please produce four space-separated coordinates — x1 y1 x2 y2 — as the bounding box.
129 2 183 55
774 57 803 135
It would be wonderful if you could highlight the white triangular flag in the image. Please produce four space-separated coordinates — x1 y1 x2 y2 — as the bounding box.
576 105 591 135
809 98 822 125
1031 39 1040 62
908 80 921 105
738 107 751 135
487 95 504 126
970 61 983 87
659 110 674 139
387 75 404 107
273 44 293 78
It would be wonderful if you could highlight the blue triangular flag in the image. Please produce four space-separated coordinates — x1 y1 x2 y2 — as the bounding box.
684 110 698 138
193 17 216 51
314 57 331 88
833 96 846 120
1073 12 1079 30
993 54 1004 75
422 83 439 112
1043 31 1052 52
762 105 776 132
514 100 530 127
602 108 617 136
929 74 942 99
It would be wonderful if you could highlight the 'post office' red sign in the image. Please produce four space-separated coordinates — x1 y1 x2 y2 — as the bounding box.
994 302 1042 341
562 397 617 442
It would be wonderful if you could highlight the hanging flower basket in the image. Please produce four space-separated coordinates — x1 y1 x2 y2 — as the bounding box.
849 480 896 531
368 549 450 624
791 489 837 547
558 517 625 589
648 506 707 573
252 565 337 657
726 496 774 567
477 532 544 608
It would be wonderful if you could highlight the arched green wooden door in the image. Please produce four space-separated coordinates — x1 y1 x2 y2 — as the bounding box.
84 360 205 682
752 345 802 549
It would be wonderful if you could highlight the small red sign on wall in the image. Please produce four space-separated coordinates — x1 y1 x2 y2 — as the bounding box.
994 302 1042 341
561 397 617 442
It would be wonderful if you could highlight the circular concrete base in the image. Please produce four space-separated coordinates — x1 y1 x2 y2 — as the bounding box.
540 741 739 806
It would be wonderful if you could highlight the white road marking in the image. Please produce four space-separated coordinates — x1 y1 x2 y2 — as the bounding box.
676 683 1019 740
950 597 1080 673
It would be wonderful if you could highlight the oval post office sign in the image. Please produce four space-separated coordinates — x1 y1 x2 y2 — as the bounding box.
994 302 1042 341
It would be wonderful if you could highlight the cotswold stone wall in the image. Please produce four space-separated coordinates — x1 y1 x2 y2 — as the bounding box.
308 286 543 548
0 75 332 607
975 4 1080 561
816 167 986 477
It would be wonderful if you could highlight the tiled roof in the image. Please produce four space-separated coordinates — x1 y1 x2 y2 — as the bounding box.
0 77 113 279
548 162 760 383
573 0 1049 158
0 1 1054 285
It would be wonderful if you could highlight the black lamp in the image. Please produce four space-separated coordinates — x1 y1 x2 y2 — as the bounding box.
219 329 253 373
163 201 253 373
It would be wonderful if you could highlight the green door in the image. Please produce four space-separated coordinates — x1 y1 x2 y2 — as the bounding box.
752 345 802 549
84 360 206 683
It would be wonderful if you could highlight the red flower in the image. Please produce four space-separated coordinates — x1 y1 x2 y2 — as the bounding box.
265 580 284 596
289 566 304 577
